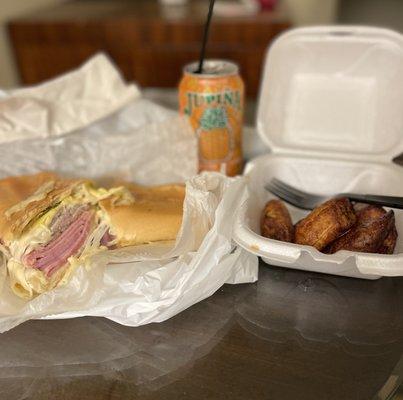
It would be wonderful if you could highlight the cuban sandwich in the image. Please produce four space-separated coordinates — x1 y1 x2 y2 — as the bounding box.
0 172 185 299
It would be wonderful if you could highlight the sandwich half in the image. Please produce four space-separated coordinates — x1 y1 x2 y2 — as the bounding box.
0 172 184 299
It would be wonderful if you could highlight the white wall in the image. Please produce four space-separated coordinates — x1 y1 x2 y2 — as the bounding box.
0 0 61 88
283 0 403 31
339 0 403 33
282 0 339 26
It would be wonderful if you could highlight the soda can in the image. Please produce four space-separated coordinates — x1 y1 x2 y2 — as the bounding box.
179 60 244 176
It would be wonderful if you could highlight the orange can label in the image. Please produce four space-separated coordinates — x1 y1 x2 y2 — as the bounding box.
179 61 244 176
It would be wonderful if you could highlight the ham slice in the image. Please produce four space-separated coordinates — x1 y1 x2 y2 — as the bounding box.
24 210 94 276
100 229 115 248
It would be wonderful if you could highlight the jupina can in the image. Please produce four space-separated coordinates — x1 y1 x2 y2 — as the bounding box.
179 60 244 176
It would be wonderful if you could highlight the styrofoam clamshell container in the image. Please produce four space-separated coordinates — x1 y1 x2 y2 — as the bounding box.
234 26 403 279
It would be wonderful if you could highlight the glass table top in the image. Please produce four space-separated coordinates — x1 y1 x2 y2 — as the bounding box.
1 262 403 400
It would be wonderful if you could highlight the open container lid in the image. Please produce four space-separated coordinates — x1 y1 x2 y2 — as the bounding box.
257 26 403 163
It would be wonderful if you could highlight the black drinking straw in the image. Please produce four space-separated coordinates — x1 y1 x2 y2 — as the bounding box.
196 0 216 74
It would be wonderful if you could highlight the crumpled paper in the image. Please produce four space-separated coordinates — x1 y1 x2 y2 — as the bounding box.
0 99 198 185
0 54 258 332
0 54 197 184
0 54 140 143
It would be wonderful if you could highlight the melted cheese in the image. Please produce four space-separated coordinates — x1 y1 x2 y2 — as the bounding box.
7 222 109 300
6 184 130 299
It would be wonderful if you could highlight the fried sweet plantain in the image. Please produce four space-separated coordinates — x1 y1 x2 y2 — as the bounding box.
261 199 294 242
379 225 398 254
327 208 395 254
295 197 356 250
354 205 397 254
356 204 386 221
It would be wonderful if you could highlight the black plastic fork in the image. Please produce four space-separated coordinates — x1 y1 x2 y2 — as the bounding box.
265 178 403 210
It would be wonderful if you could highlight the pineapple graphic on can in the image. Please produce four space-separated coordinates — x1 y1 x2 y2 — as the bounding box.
198 107 234 164
179 60 244 176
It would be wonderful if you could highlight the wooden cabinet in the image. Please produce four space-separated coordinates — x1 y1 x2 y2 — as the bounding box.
8 0 291 97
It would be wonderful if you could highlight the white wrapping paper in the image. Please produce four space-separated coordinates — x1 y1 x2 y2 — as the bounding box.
0 54 258 332
0 54 140 142
0 54 197 184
